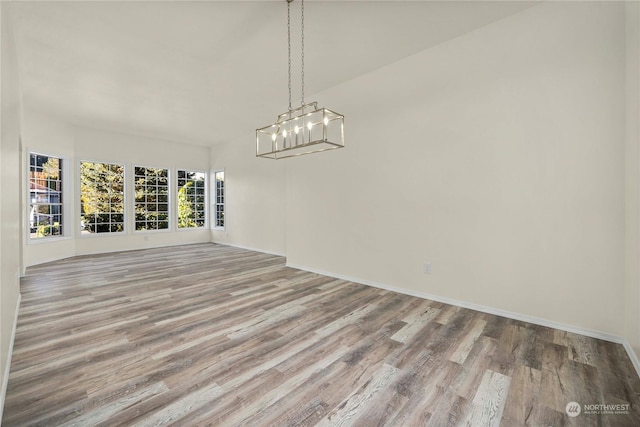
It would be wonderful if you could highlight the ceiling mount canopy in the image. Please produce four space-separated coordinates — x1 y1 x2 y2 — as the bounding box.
256 0 344 160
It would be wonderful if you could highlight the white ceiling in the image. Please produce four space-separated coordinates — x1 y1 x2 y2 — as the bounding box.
5 1 534 146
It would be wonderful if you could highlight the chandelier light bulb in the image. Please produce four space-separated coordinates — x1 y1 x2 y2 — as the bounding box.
294 125 299 134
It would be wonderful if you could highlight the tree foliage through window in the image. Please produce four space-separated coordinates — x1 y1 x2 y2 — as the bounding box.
80 162 125 233
135 167 169 231
177 170 206 228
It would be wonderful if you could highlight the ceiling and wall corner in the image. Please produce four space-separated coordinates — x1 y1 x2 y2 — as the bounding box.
4 0 534 147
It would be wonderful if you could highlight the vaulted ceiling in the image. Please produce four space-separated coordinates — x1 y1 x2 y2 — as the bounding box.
5 1 534 146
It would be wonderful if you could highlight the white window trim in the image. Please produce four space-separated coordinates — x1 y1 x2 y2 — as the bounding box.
78 159 127 236
213 169 225 230
132 165 171 233
176 168 208 230
26 149 70 243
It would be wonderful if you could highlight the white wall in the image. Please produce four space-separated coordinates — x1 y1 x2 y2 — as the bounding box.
21 111 212 266
210 137 286 256
285 2 627 336
1 3 23 416
625 1 640 359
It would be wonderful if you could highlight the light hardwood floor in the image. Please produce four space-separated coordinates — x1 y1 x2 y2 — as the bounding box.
3 243 640 426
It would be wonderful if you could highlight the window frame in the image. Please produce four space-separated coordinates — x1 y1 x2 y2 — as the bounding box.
176 169 208 230
213 170 225 230
133 165 171 233
78 160 126 235
27 151 65 241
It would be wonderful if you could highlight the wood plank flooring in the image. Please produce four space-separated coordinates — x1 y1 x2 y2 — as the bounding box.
3 243 640 426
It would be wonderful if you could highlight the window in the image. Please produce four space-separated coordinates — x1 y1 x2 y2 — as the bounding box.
214 171 225 229
135 166 169 231
80 161 125 233
177 170 206 228
29 153 63 238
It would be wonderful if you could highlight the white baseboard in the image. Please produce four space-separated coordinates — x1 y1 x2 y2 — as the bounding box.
286 262 640 374
623 340 640 378
212 241 286 258
0 293 21 423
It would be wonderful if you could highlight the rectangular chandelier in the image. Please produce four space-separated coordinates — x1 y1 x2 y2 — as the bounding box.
256 102 344 159
256 0 344 160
